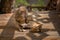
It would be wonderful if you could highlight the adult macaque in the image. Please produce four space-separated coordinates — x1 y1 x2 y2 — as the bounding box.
15 4 27 32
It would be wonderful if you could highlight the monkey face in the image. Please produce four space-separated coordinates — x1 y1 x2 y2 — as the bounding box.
19 6 26 12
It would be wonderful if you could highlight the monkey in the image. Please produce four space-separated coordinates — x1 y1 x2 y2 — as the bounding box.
15 4 27 32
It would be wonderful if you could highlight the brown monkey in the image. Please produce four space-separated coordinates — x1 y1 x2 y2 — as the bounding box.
15 4 27 32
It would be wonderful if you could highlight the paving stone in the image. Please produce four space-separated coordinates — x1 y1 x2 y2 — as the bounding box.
0 11 60 40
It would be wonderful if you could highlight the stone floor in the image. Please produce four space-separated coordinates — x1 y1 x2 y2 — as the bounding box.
0 11 60 40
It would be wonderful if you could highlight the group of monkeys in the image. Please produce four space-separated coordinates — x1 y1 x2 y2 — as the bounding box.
15 4 42 32
15 0 57 32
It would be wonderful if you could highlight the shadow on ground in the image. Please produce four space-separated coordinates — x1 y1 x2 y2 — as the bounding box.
48 11 60 35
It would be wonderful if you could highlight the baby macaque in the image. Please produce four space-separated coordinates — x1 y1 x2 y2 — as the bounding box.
28 21 42 32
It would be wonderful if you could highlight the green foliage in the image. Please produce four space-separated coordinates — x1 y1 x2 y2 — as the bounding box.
38 0 44 6
15 0 44 7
